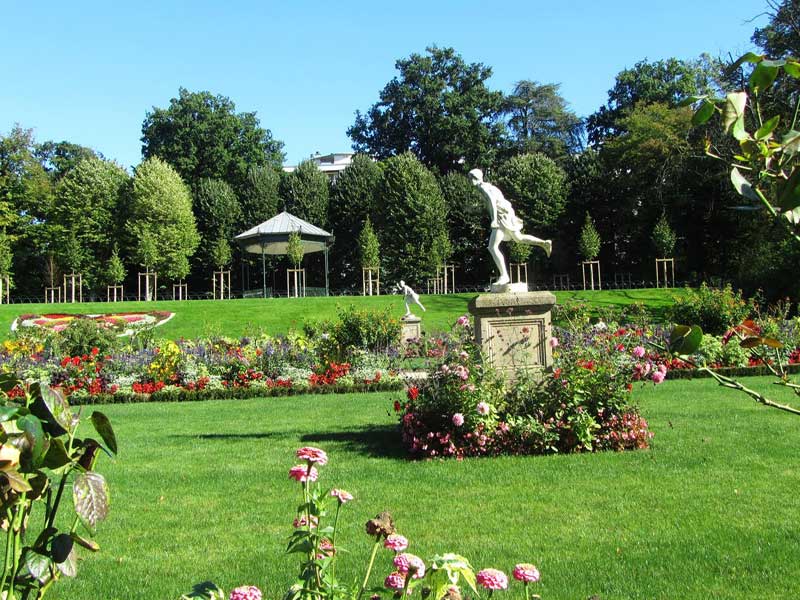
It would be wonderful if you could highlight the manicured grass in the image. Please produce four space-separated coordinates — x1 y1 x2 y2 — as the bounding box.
0 288 681 340
50 377 799 600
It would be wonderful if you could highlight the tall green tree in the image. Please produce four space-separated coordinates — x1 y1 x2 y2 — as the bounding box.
348 46 506 174
126 157 199 281
374 153 449 283
280 161 330 228
438 171 491 284
328 154 382 288
752 0 800 58
652 212 677 258
358 218 381 270
587 58 714 144
286 231 304 268
193 178 242 272
141 88 284 193
35 141 99 181
579 213 601 261
504 81 583 160
239 165 281 228
493 153 569 237
52 157 129 289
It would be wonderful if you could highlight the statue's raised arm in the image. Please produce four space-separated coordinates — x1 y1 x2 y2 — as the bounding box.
468 168 552 292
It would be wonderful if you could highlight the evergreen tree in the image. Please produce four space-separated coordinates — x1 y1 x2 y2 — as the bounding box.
579 213 601 261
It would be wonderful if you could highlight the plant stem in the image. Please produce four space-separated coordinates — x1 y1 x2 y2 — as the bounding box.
699 367 800 416
356 536 382 600
330 501 341 581
0 507 16 596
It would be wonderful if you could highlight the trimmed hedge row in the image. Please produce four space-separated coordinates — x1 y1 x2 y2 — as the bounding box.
68 379 405 406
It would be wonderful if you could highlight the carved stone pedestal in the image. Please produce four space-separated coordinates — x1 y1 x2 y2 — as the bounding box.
468 291 556 382
400 315 422 345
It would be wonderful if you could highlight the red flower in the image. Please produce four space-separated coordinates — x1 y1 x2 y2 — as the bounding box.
393 400 402 412
71 356 81 367
91 347 99 356
407 386 419 401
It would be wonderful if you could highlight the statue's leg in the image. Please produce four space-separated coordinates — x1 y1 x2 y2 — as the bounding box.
510 231 552 258
489 228 510 285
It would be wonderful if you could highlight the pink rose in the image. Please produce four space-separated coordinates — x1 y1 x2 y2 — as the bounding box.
289 464 318 482
476 568 508 590
330 488 353 503
296 446 328 465
384 534 409 552
477 402 490 416
652 371 665 384
549 337 559 349
456 315 470 327
513 563 540 583
632 346 646 358
452 413 465 427
229 586 262 600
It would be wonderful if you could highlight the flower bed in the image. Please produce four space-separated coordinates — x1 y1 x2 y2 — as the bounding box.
396 318 668 459
12 311 174 335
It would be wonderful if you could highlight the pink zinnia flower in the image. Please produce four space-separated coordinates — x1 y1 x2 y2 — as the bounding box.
384 572 406 590
229 586 262 600
452 413 465 427
477 402 490 416
632 346 646 358
394 553 426 578
548 337 559 349
296 446 328 465
476 569 508 590
652 371 666 384
331 488 353 503
319 538 335 556
293 514 318 528
384 534 409 552
289 464 318 482
513 564 540 583
456 315 470 327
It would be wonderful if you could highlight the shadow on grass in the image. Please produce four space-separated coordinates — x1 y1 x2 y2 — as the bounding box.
301 424 406 459
171 432 288 440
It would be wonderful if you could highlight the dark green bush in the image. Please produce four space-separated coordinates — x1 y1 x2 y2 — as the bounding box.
666 283 753 335
53 318 118 357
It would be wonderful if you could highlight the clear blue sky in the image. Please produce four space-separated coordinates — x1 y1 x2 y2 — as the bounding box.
1 1 768 170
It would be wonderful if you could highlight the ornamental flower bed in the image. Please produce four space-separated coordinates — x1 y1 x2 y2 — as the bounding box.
12 311 174 335
183 447 544 600
0 325 403 405
397 317 667 459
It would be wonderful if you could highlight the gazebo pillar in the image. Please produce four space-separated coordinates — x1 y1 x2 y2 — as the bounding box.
324 245 330 297
261 242 267 298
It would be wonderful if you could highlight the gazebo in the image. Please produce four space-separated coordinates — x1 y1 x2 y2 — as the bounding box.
235 211 334 297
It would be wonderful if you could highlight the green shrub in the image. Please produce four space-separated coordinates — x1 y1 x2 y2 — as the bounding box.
53 318 118 357
666 283 753 336
333 305 401 355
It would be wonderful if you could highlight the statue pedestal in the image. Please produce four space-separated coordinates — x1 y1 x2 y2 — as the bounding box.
400 315 422 345
468 291 556 382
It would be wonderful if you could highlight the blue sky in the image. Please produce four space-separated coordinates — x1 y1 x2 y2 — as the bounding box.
1 1 767 170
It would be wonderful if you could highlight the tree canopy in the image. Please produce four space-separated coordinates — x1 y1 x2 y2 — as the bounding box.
348 46 506 174
141 88 284 193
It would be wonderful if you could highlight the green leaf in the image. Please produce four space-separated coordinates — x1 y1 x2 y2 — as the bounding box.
669 325 703 355
730 168 761 203
732 52 764 69
24 551 53 585
3 469 32 493
56 546 77 578
755 115 780 140
29 383 74 437
90 412 117 456
51 533 74 564
43 439 71 470
679 94 707 107
722 92 748 133
778 166 800 225
0 406 19 422
784 60 800 78
692 100 716 126
749 62 779 94
17 413 46 464
73 471 109 531
740 337 764 348
782 130 800 156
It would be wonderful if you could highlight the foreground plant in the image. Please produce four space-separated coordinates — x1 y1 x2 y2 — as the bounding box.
184 446 543 600
0 373 116 599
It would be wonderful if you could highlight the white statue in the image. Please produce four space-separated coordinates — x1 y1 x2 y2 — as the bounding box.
468 168 552 289
398 280 425 318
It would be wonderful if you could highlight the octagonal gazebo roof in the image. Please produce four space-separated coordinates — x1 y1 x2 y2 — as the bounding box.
235 211 333 255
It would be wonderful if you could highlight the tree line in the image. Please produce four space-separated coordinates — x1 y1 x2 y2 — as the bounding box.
0 0 797 299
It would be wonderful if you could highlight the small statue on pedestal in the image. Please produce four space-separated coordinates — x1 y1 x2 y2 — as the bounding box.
398 280 425 319
468 168 552 292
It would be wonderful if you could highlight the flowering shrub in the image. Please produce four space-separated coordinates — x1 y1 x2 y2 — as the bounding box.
183 447 543 600
666 283 753 336
398 316 667 459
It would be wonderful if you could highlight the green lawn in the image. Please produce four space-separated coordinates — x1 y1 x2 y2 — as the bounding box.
49 377 800 600
0 288 681 340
